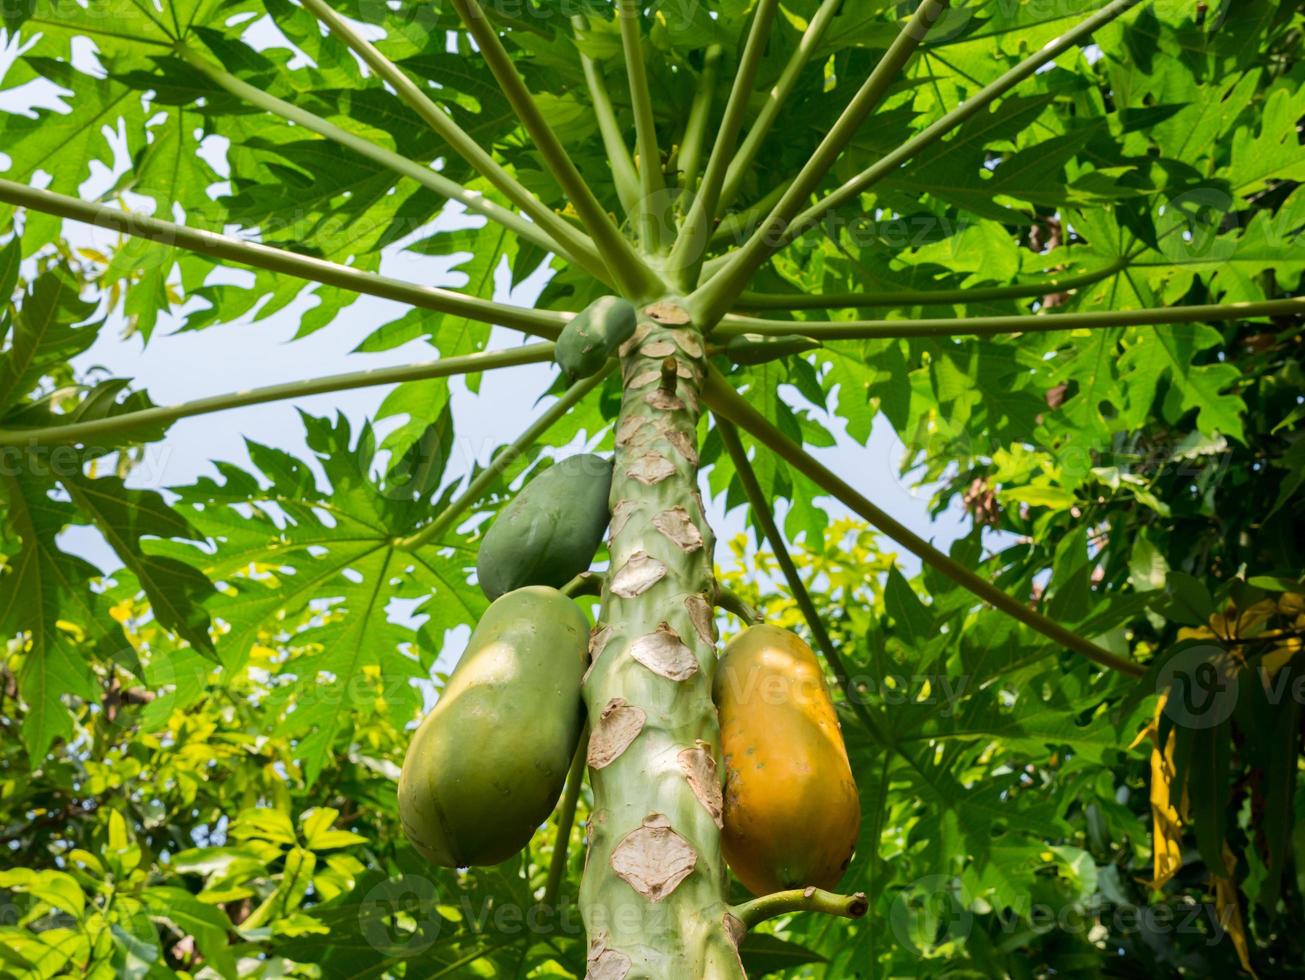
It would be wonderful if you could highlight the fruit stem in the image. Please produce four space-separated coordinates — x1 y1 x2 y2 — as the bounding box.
562 572 605 598
543 733 588 909
715 586 763 626
729 887 868 929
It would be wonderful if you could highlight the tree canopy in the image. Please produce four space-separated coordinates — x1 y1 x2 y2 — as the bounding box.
1 0 1302 977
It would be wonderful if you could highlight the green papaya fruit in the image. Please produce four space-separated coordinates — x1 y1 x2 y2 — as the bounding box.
476 454 613 600
398 586 589 867
554 295 639 379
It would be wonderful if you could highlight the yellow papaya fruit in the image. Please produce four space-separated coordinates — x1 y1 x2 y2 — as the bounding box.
398 586 588 867
713 624 860 896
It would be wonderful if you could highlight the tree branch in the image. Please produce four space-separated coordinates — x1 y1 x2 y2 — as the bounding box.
733 257 1132 311
616 0 668 252
448 0 664 299
716 297 1305 341
667 0 780 290
180 47 580 269
298 0 608 282
718 0 843 213
674 45 723 215
395 369 611 551
691 0 951 322
573 16 641 217
0 179 568 339
0 344 554 447
702 368 1145 677
729 887 868 929
715 418 893 744
790 0 1146 239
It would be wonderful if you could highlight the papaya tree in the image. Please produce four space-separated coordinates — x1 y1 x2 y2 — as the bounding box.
1 1 1302 977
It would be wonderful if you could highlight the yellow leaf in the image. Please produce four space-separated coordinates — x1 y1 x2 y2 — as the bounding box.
109 599 134 625
1131 694 1184 889
1214 845 1258 978
1261 638 1301 679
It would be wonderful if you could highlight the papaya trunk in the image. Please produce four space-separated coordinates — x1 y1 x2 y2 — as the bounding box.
580 304 745 978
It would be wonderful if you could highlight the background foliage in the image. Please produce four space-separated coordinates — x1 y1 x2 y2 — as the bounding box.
1 0 1302 976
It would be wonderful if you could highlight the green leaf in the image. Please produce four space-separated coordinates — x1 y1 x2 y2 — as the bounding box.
1160 571 1215 627
739 933 827 975
59 474 216 657
885 563 932 644
140 887 237 978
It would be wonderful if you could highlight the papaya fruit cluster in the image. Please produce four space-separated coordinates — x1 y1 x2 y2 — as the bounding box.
399 344 860 895
401 447 616 867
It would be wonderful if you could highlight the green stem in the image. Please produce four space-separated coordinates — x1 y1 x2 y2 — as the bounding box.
180 48 582 271
733 258 1132 311
691 0 951 324
667 0 780 291
717 0 843 213
562 571 605 599
298 0 606 281
715 586 762 625
710 334 822 366
0 344 555 447
543 733 588 909
395 370 610 551
449 0 664 299
792 0 1146 236
702 368 1145 678
715 419 892 745
715 296 1305 340
616 0 668 252
674 45 723 214
708 180 792 250
573 16 642 217
0 179 567 339
729 887 869 929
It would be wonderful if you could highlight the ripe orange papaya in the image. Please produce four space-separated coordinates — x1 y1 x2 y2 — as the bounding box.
398 586 588 867
713 624 860 896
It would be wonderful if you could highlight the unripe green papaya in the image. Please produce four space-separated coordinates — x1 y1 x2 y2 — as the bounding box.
554 295 638 379
398 586 589 867
476 454 613 600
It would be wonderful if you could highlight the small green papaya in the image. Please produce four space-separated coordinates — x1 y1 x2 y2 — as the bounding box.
476 454 613 600
398 586 589 867
554 295 639 379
